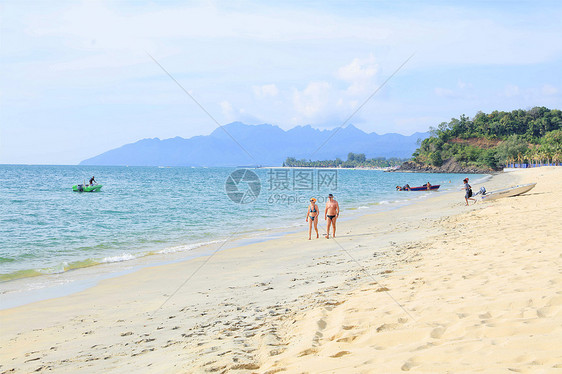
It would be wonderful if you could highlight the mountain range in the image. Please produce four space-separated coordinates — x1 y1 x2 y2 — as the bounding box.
79 122 428 166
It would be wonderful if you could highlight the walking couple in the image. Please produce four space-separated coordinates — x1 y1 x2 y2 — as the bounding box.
305 194 340 240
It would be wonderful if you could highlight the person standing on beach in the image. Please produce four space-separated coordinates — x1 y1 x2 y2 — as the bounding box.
306 198 319 240
464 178 476 205
324 193 339 238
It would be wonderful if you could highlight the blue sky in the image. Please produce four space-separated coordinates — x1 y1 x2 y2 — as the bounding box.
1 0 561 164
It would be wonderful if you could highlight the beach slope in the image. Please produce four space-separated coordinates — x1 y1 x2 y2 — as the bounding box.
1 168 561 373
259 167 562 373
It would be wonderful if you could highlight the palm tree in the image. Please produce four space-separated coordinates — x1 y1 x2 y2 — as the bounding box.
551 146 559 166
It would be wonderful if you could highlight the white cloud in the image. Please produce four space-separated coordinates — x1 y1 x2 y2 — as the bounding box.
434 80 476 100
220 100 233 119
457 80 472 89
434 87 456 98
293 82 332 119
500 83 560 101
286 55 384 125
395 116 440 135
542 84 558 96
253 84 278 98
504 84 521 97
337 55 379 95
7 1 560 75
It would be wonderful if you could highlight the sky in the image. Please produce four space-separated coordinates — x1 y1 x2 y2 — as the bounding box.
1 0 561 164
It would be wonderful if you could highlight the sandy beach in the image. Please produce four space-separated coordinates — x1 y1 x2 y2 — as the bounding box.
1 167 561 373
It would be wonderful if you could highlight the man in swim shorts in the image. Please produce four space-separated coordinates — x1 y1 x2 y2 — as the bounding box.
324 193 340 238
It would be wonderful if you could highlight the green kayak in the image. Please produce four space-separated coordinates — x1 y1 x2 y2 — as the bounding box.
73 184 102 192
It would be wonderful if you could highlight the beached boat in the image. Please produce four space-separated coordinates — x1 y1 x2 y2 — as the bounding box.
481 183 536 201
72 184 102 192
402 185 440 191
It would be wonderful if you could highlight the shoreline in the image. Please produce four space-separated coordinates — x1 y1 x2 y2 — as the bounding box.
4 169 558 373
259 166 398 171
0 172 491 309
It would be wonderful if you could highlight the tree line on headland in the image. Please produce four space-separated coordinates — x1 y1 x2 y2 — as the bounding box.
410 107 562 171
283 153 407 168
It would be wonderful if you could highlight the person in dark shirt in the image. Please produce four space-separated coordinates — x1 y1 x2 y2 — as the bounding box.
463 178 476 205
89 176 96 186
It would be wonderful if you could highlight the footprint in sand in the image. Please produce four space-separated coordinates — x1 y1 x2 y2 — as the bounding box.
536 306 556 318
330 351 351 358
478 312 492 319
263 368 287 374
298 348 318 357
547 295 562 306
430 326 446 339
376 323 400 332
401 357 420 371
336 335 358 343
269 348 285 356
131 348 155 357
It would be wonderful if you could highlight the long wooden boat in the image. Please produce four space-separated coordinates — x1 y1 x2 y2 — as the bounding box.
407 185 440 191
481 183 536 201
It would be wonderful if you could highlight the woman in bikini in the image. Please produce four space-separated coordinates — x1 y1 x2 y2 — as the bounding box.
306 198 319 240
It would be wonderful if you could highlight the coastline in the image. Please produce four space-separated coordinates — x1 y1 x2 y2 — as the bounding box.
2 168 560 373
396 159 496 174
0 170 489 307
259 166 396 171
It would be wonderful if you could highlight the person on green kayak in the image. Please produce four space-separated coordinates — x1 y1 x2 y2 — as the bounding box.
89 176 96 185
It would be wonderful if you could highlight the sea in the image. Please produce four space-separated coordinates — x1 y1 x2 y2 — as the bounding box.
0 165 488 305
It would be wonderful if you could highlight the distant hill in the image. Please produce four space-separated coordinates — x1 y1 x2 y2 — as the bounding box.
79 122 428 167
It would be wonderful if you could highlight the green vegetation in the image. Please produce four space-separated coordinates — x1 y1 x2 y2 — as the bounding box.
412 107 562 170
283 153 407 168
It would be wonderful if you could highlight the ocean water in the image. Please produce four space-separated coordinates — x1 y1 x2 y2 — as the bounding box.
0 165 487 282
